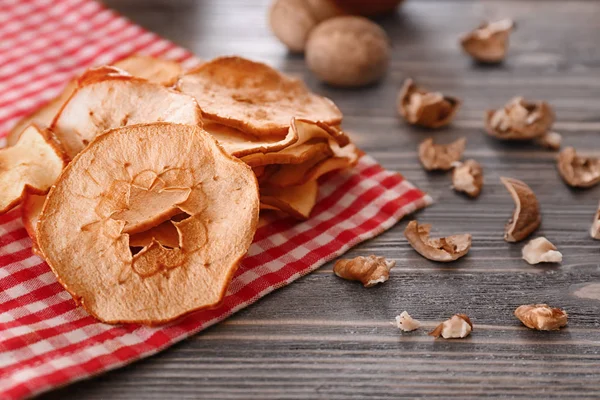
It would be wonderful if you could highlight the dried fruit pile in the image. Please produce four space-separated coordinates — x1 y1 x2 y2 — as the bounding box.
1 55 359 324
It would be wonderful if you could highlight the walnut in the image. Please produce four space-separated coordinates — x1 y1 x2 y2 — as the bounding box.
522 237 562 265
557 147 600 189
535 131 562 151
591 202 600 240
333 255 395 287
485 97 554 140
429 314 473 339
514 304 567 331
268 0 342 53
452 159 483 198
404 220 471 262
500 177 541 242
394 311 421 332
398 79 461 128
460 19 514 63
305 16 390 87
418 137 466 171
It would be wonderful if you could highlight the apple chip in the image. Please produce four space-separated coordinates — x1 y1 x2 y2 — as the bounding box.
51 67 202 158
0 125 67 214
240 119 342 167
112 55 183 87
177 56 342 136
260 180 319 219
265 142 359 187
37 123 259 324
204 120 299 158
22 192 47 254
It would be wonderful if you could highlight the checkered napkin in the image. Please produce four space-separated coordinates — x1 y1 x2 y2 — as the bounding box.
0 0 432 398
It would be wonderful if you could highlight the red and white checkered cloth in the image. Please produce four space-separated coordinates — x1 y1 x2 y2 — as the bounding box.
0 0 432 398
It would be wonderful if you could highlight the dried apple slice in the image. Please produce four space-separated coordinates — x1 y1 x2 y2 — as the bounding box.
37 123 259 324
51 68 202 158
112 55 183 87
22 192 47 254
177 56 342 136
260 180 319 219
265 142 359 188
240 118 344 167
0 125 67 214
204 120 298 158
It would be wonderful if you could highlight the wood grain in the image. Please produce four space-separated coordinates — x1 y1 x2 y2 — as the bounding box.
43 0 600 398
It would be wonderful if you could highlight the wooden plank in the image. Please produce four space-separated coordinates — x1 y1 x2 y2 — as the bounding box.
43 0 600 398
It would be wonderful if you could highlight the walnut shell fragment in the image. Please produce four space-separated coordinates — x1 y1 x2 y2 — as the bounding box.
51 66 202 158
500 177 541 243
305 16 390 87
591 202 600 240
333 255 395 287
418 137 466 171
429 314 473 339
37 123 259 324
177 56 342 136
404 220 471 262
460 19 514 63
535 131 562 151
514 304 567 331
0 125 67 214
452 159 483 198
522 237 562 265
398 79 461 129
557 147 600 189
395 311 421 332
485 97 554 140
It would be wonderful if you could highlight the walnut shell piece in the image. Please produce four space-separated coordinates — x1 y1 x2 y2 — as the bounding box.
305 16 390 87
557 147 600 189
398 79 461 128
500 177 541 243
460 19 514 63
522 237 562 265
535 131 562 151
418 137 466 171
452 159 483 198
395 311 421 332
404 220 471 262
514 304 567 331
485 97 554 140
591 202 600 240
333 255 395 287
429 314 473 339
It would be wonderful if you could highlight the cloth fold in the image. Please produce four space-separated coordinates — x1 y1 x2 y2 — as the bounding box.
0 1 432 398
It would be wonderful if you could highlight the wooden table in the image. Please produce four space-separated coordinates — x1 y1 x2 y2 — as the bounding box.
44 0 600 398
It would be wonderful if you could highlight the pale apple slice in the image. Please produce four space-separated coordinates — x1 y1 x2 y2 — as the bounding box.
260 180 319 219
51 67 202 158
203 120 298 158
113 55 183 87
0 125 68 214
177 56 342 136
240 118 345 167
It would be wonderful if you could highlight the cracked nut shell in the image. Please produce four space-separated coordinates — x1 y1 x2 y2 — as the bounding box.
333 255 395 287
500 177 541 242
418 137 466 171
485 97 554 140
398 79 461 129
557 147 600 189
514 304 567 331
404 220 471 262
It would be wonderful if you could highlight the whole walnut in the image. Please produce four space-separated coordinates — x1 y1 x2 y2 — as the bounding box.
305 16 390 87
331 0 404 16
